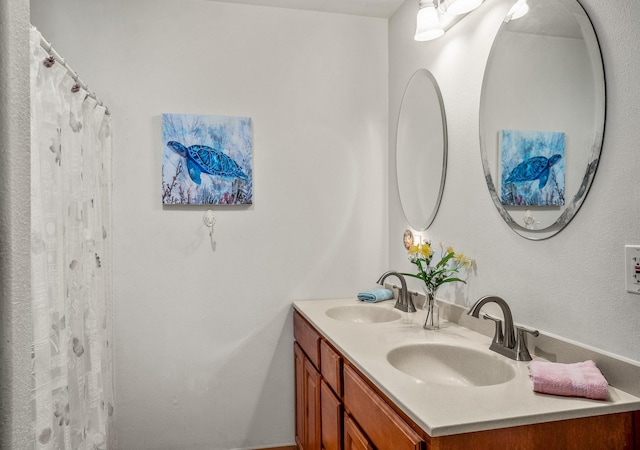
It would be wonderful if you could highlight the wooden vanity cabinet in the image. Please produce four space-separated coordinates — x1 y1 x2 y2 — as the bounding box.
294 311 423 450
294 310 639 450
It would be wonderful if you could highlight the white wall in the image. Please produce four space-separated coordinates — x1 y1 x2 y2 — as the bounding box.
30 1 389 448
12 0 639 448
389 0 640 362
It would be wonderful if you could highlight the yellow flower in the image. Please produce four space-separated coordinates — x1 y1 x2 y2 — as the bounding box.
419 243 432 257
446 246 455 255
454 252 473 268
408 244 420 255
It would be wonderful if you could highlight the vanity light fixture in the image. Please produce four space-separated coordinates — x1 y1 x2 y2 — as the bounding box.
414 0 484 41
506 0 529 21
440 0 483 15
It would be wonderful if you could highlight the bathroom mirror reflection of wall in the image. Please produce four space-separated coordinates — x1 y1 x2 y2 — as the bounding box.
396 69 447 231
479 0 605 240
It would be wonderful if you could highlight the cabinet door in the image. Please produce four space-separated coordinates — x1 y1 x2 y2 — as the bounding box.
295 342 322 450
344 414 373 450
321 380 342 450
305 358 321 450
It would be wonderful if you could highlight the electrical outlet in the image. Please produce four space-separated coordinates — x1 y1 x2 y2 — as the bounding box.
625 245 640 294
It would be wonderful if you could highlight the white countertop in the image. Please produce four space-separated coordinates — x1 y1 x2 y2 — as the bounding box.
293 297 640 437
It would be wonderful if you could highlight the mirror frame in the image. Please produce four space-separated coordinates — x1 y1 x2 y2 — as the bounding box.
396 69 448 231
479 0 605 240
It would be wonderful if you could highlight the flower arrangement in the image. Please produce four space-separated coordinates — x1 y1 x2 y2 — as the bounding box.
402 241 473 296
403 241 472 330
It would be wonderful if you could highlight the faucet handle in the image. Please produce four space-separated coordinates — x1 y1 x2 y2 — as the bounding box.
482 313 504 346
517 325 539 336
515 326 539 361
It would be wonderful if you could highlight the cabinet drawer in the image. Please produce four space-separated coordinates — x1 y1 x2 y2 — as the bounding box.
294 311 321 369
320 339 343 396
344 364 424 450
321 380 342 450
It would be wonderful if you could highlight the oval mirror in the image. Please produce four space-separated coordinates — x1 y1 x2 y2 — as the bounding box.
479 0 605 240
397 69 447 231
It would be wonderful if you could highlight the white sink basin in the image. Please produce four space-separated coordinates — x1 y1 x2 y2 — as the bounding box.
326 305 401 323
387 343 516 387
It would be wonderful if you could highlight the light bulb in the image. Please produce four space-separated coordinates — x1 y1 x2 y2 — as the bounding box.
414 1 444 41
507 0 529 20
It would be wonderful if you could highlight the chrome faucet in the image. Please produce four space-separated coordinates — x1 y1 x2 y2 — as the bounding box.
467 295 539 361
376 271 416 313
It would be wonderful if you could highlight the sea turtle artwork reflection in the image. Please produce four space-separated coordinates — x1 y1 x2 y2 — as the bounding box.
504 154 562 189
167 141 248 185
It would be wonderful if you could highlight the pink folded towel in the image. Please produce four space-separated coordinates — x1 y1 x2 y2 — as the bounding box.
528 360 609 400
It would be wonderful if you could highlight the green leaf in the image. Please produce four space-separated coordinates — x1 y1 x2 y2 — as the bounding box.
434 251 455 269
401 272 426 282
439 277 466 285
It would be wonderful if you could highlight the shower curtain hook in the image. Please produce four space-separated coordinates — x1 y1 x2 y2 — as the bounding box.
43 55 55 68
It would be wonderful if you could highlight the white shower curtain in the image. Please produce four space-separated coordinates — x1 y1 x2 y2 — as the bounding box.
30 27 115 449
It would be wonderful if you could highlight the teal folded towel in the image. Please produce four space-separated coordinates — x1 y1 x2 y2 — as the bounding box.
357 289 394 303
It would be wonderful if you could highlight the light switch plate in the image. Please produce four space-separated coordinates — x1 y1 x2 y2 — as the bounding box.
625 245 640 294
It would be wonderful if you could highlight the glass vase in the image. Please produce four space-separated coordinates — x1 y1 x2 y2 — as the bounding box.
423 289 439 330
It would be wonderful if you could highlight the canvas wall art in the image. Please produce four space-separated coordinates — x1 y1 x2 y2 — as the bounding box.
162 113 253 205
499 130 565 207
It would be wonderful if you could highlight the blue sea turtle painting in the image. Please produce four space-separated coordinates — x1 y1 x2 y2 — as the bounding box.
167 141 249 185
162 113 253 205
499 130 565 207
504 154 562 189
